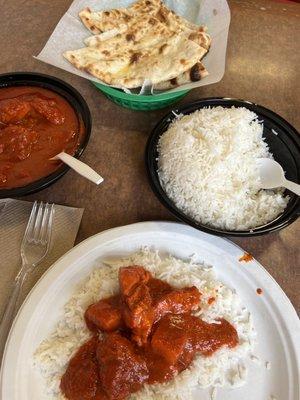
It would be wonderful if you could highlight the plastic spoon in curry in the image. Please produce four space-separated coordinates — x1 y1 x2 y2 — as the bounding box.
257 158 300 196
51 152 103 185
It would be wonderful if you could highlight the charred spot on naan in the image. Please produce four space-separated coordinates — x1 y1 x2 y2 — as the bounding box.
156 8 168 24
126 33 135 42
148 17 157 25
130 52 142 64
159 44 168 54
190 64 203 82
188 31 211 51
188 32 199 42
132 0 162 12
123 14 132 22
90 25 100 33
154 61 208 91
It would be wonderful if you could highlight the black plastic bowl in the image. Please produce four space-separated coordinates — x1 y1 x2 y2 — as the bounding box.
0 72 92 198
146 98 300 237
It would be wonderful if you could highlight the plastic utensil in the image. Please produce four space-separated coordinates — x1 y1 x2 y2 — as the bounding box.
0 201 54 361
52 152 103 185
258 158 300 196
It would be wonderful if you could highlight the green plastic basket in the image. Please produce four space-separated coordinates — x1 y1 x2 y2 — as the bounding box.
92 81 189 111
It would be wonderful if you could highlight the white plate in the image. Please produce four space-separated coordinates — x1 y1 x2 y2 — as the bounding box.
1 222 299 400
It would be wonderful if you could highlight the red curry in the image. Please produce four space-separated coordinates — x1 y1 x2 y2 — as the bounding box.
61 266 239 400
0 86 84 189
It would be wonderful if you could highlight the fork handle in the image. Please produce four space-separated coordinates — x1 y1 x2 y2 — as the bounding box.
0 267 28 363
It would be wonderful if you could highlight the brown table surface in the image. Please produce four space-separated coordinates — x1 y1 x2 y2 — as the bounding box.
1 0 299 313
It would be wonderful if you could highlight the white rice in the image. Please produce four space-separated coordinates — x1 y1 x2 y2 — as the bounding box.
157 106 289 231
33 248 257 399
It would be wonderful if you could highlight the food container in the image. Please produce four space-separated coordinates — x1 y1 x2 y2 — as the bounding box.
92 82 189 111
146 98 300 237
0 72 91 198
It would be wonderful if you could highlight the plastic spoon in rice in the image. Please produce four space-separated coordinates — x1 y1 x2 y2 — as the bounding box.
51 152 103 185
257 158 300 196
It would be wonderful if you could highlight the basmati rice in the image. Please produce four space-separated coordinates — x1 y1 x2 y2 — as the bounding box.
157 107 288 230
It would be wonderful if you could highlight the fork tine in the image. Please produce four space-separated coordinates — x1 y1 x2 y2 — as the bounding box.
38 203 49 244
23 201 38 242
41 203 54 245
39 203 52 244
32 202 44 242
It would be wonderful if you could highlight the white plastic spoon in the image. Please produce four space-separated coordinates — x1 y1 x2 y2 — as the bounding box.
257 158 300 196
52 152 103 185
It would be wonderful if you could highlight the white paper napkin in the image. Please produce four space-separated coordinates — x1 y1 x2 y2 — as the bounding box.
0 199 84 317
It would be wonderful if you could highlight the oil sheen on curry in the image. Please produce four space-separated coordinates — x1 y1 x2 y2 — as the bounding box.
61 266 239 400
0 86 84 189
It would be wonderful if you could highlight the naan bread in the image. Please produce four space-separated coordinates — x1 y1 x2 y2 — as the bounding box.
79 0 210 49
64 33 206 88
154 61 209 91
82 16 210 90
64 0 211 89
79 0 165 34
84 14 175 51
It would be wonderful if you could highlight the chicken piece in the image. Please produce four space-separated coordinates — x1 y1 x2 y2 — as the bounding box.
153 285 201 320
85 295 123 332
94 388 109 400
97 332 148 400
0 98 30 124
142 348 178 384
0 125 38 161
60 337 100 400
122 283 154 346
147 278 172 299
119 266 154 346
151 314 190 365
120 267 201 346
192 318 239 356
31 96 65 125
119 266 152 296
151 314 239 366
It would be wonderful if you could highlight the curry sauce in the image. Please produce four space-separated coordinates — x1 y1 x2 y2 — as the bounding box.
0 86 84 189
61 266 239 400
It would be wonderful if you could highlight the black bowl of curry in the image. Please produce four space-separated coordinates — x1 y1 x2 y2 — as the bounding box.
0 72 91 198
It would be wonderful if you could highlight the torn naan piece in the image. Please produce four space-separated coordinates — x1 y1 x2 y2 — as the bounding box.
83 14 175 51
154 61 209 91
79 0 165 34
80 0 211 50
83 20 211 90
64 32 207 89
64 0 211 89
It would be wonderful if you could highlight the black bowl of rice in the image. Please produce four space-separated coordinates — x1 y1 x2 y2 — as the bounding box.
146 98 300 237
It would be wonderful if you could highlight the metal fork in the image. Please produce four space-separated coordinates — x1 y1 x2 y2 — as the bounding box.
0 201 54 361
